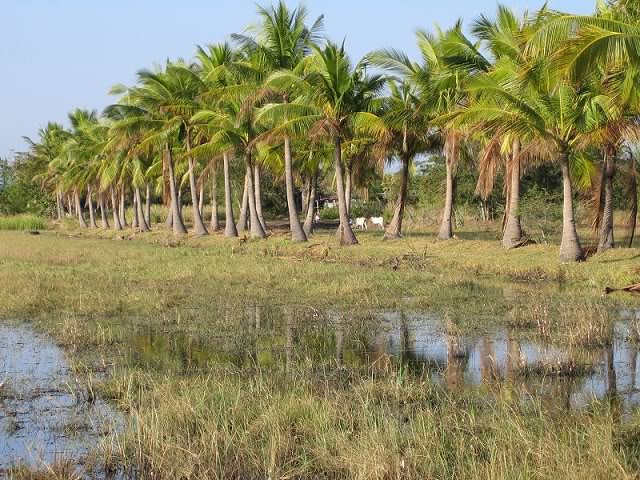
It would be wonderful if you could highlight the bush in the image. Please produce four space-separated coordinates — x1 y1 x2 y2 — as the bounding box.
520 185 563 242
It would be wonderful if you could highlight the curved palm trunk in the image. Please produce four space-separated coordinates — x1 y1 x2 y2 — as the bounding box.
628 156 637 248
384 155 409 240
598 146 616 253
438 156 454 240
132 189 139 229
75 189 88 228
198 184 205 217
210 161 220 232
186 141 208 236
303 170 318 236
503 140 524 248
334 137 358 245
119 188 128 228
284 135 307 242
56 192 63 221
236 170 249 232
559 150 584 262
345 160 353 217
254 163 267 233
246 153 267 239
110 188 123 231
145 184 152 228
87 186 97 229
99 195 110 229
136 187 150 232
167 147 188 234
222 153 238 238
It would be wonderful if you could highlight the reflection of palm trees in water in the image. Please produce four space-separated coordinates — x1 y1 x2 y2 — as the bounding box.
479 337 499 383
445 332 467 388
505 330 523 380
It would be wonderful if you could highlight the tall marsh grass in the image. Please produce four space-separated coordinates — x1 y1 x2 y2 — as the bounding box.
98 369 640 479
0 215 48 231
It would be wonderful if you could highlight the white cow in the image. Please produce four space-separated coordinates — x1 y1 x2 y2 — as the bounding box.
370 216 384 229
354 217 368 230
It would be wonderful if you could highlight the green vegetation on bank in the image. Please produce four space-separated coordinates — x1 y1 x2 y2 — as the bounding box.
0 215 48 231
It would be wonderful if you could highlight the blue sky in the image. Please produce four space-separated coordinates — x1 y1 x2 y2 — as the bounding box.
1 0 593 158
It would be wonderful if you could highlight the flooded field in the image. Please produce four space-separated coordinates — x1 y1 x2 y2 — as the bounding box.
3 302 640 476
122 304 640 413
0 325 120 477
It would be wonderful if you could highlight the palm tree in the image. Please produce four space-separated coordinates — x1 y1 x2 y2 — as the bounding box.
526 3 640 252
233 1 324 242
452 54 611 261
191 53 269 239
24 123 70 220
372 24 490 240
106 65 192 235
259 42 386 245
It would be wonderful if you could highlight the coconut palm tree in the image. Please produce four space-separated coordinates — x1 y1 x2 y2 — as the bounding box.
233 1 324 242
371 24 490 240
106 65 192 235
451 53 615 261
190 55 269 239
259 42 386 245
24 123 70 220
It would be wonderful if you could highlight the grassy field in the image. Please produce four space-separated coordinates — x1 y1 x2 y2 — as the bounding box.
1 225 640 479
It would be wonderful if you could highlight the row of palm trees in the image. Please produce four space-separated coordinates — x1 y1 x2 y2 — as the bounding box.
24 1 640 262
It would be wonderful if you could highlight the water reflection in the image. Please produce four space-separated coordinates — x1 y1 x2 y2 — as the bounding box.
122 305 640 413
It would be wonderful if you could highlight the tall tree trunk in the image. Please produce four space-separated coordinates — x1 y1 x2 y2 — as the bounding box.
132 189 139 229
167 146 188 234
628 155 637 248
303 170 318 236
598 146 616 253
284 134 307 242
559 150 584 262
503 140 524 248
185 138 208 236
236 170 249 232
111 188 123 231
136 187 150 232
384 154 409 240
119 188 128 228
198 184 205 218
99 194 110 229
438 155 455 240
75 189 88 228
254 163 267 233
222 153 238 237
334 137 358 245
246 153 267 239
56 192 63 221
87 186 97 229
345 160 353 217
210 161 220 232
67 194 73 217
145 183 152 228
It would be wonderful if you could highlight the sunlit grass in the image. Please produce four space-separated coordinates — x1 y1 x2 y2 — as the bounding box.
0 215 48 231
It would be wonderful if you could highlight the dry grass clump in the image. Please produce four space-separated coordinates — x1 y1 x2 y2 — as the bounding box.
509 294 614 347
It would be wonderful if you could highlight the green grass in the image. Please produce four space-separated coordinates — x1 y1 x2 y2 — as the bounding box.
0 215 48 231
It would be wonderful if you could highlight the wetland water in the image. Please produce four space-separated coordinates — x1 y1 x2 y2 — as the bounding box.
0 325 119 477
2 303 640 474
124 305 640 412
